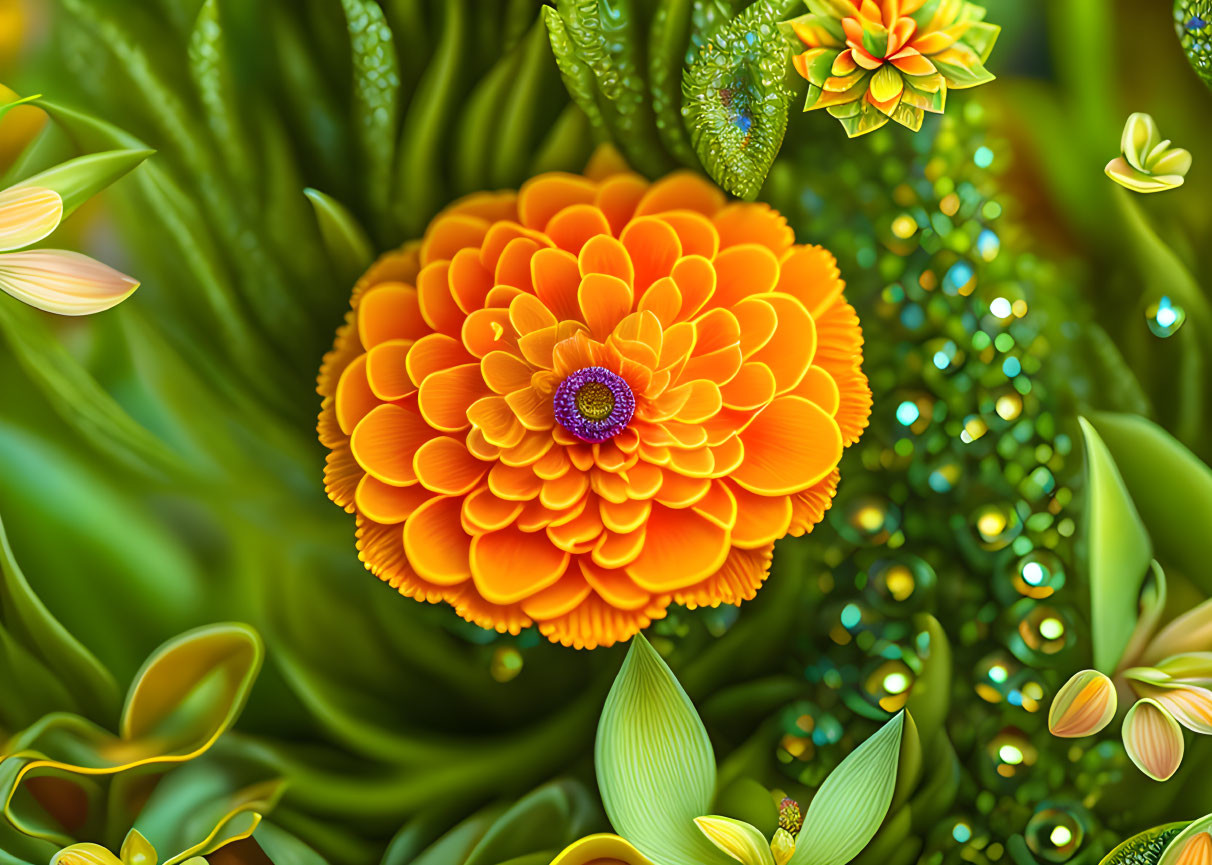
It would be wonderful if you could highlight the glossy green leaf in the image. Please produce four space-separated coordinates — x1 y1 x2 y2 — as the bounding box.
0 512 118 723
304 188 374 287
596 635 731 865
1157 814 1212 865
1099 823 1187 865
542 6 608 141
462 781 596 865
14 149 152 221
647 0 698 166
1087 412 1212 597
694 816 775 865
490 15 563 187
1078 416 1153 672
340 0 401 222
683 0 793 198
790 712 906 865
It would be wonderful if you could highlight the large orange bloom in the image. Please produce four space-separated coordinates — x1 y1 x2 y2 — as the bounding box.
317 152 870 649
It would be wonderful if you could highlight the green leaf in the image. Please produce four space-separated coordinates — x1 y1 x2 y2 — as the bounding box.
304 188 375 287
1158 815 1212 865
1078 416 1153 672
694 816 775 865
682 0 794 198
490 15 565 187
648 0 698 166
1099 824 1187 865
15 149 152 221
596 635 731 865
790 712 906 865
542 6 609 141
0 512 119 723
904 615 950 750
188 0 256 189
0 92 41 125
463 781 597 865
340 0 401 224
1087 412 1212 596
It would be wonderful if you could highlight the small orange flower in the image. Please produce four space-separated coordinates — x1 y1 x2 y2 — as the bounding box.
317 151 870 648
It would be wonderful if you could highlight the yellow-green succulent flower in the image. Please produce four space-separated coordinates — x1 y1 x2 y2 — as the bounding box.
1105 113 1193 193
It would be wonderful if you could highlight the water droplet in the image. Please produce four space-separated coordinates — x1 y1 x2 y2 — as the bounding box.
1145 295 1186 337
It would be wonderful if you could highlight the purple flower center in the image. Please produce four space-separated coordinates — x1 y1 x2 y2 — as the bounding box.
553 367 635 444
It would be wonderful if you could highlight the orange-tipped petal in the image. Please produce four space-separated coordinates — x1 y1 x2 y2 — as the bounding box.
358 282 428 348
417 363 489 432
579 273 634 340
413 436 488 495
403 496 473 585
657 210 720 259
712 203 795 254
751 294 817 394
1123 699 1185 781
546 204 612 254
579 233 635 286
0 249 138 315
470 525 571 604
625 506 730 592
1048 670 1117 738
336 353 380 435
416 260 463 336
350 403 430 486
673 544 773 610
633 172 725 218
620 217 681 291
420 214 488 265
1150 685 1212 734
712 244 780 308
356 475 432 524
532 247 583 322
595 173 648 235
366 339 417 401
518 173 598 230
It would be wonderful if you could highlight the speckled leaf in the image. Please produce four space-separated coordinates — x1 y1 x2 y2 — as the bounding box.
683 0 794 198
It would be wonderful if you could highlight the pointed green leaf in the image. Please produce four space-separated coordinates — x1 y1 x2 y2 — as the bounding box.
16 149 153 221
1087 412 1212 597
542 6 609 141
0 92 41 124
648 0 698 166
0 512 119 722
1079 416 1152 672
463 781 596 865
790 712 906 865
683 0 793 198
304 188 374 287
904 615 950 749
596 635 732 865
695 816 775 865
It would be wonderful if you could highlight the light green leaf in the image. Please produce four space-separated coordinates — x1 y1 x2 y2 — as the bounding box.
1158 815 1212 865
0 93 41 125
904 615 950 750
694 816 775 865
1087 412 1212 597
1078 416 1152 672
463 781 596 865
15 149 153 221
1098 824 1188 865
0 512 119 723
304 188 374 287
790 712 905 865
596 635 731 865
1121 112 1160 173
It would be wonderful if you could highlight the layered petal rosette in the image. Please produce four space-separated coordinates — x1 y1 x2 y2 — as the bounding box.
318 154 870 649
786 0 999 137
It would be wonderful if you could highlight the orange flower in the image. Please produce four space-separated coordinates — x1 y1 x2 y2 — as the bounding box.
317 151 870 649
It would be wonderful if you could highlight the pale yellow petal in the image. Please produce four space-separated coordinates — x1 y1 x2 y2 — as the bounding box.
549 834 658 865
0 185 62 252
0 249 138 315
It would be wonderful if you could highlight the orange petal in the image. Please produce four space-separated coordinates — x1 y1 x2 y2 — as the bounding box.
366 339 416 401
813 297 871 446
521 570 593 619
413 436 488 495
691 480 737 530
711 244 780 309
416 260 464 336
579 273 634 340
600 498 652 534
777 245 844 319
620 217 682 292
479 221 548 274
518 173 598 230
532 247 583 322
595 173 649 235
403 496 473 585
504 384 556 431
638 276 683 327
350 403 430 485
406 333 474 388
729 484 793 548
419 214 488 265
540 469 591 511
673 545 772 609
445 190 519 224
462 487 524 533
488 461 543 501
712 203 795 255
357 518 444 602
500 429 556 466
665 446 716 478
891 48 935 75
494 237 543 291
470 527 572 604
751 294 817 394
358 282 429 349
678 344 743 387
449 247 494 314
673 380 722 424
634 172 725 218
670 255 716 320
1048 670 1118 738
580 558 651 609
1175 834 1212 865
579 233 635 285
539 589 668 649
336 353 380 435
733 297 778 359
793 365 841 415
325 444 361 511
546 204 613 254
734 396 842 494
460 308 514 358
657 211 720 259
789 467 839 536
417 363 488 432
546 504 603 552
626 506 731 592
510 292 557 335
443 581 532 635
480 350 533 394
356 475 432 524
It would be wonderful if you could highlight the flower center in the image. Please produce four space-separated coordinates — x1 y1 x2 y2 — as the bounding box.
553 367 635 444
